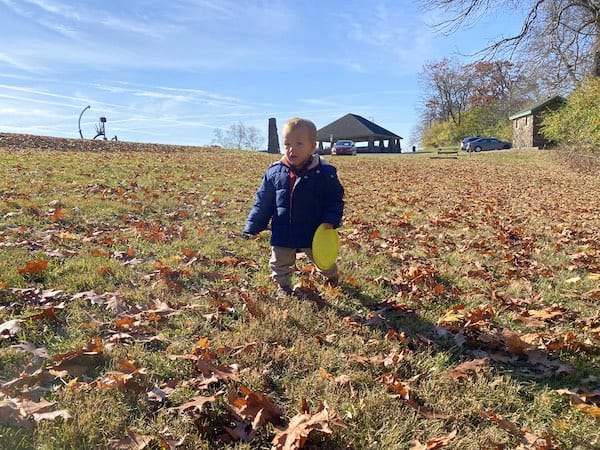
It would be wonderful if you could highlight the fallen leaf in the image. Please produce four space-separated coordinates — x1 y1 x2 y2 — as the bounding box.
107 428 154 450
574 404 600 418
0 319 22 338
410 429 457 449
177 393 221 414
227 384 284 428
17 259 48 275
446 358 489 379
50 206 64 223
271 400 345 450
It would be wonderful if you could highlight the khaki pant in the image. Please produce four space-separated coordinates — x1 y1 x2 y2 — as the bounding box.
269 246 338 288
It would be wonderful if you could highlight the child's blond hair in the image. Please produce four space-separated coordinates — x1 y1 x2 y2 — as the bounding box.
282 117 317 144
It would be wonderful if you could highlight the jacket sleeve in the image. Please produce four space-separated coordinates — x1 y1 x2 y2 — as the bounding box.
243 172 275 235
321 167 344 228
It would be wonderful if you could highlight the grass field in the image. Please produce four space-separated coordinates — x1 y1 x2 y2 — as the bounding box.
1 136 599 449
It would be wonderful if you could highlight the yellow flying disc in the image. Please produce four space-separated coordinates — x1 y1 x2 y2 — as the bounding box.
312 224 339 270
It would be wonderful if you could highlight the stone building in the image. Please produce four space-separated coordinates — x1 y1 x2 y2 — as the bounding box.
509 96 565 149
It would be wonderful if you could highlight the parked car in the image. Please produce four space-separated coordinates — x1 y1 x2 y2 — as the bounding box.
460 136 481 150
466 137 512 152
331 140 357 156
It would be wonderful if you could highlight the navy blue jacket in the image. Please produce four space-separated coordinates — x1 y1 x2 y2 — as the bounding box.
244 155 344 248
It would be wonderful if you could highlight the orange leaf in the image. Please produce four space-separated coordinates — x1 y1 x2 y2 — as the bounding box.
181 247 197 258
465 304 495 324
98 265 111 276
50 206 64 222
574 403 600 418
196 358 239 382
17 259 48 275
377 372 411 399
344 274 359 287
216 256 240 265
192 337 211 356
227 384 284 427
115 316 134 329
433 284 446 295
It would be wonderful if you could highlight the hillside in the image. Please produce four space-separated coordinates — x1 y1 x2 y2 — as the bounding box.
1 137 599 449
0 132 213 152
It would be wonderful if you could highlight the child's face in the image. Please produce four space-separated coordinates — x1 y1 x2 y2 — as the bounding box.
283 127 315 166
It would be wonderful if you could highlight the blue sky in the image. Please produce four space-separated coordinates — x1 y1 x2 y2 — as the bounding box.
0 0 524 148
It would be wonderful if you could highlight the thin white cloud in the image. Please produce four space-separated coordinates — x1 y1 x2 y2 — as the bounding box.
98 15 176 37
0 83 89 104
0 93 75 110
24 0 65 15
37 18 82 39
0 52 42 72
91 82 243 105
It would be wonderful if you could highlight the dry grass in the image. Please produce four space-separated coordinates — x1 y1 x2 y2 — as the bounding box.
0 136 599 449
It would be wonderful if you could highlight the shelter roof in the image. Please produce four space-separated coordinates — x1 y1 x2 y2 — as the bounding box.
317 113 402 142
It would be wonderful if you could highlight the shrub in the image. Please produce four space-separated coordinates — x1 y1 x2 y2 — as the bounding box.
541 77 600 150
420 107 512 148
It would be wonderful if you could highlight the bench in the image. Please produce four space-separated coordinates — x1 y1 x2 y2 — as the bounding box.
430 149 459 159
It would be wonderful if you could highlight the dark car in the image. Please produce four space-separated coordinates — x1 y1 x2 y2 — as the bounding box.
331 140 357 156
460 136 481 150
466 137 512 152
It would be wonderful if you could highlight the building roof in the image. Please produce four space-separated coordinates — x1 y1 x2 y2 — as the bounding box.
509 95 566 120
316 113 402 142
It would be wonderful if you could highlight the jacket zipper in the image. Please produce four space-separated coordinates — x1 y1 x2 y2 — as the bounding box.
286 155 318 229
289 173 298 227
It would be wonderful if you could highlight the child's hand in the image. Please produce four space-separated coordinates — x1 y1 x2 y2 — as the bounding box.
322 223 334 229
239 231 256 239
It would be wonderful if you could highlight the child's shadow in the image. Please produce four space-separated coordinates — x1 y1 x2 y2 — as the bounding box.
329 281 594 395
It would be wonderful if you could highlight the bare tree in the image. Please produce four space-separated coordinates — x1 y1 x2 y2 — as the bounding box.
422 0 600 79
243 126 264 151
418 57 473 125
212 121 265 151
525 1 597 90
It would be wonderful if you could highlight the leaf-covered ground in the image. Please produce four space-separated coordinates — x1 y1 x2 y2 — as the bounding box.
0 134 598 449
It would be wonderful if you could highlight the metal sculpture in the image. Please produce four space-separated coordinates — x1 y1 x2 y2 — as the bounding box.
78 105 90 139
78 105 118 141
94 117 107 140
